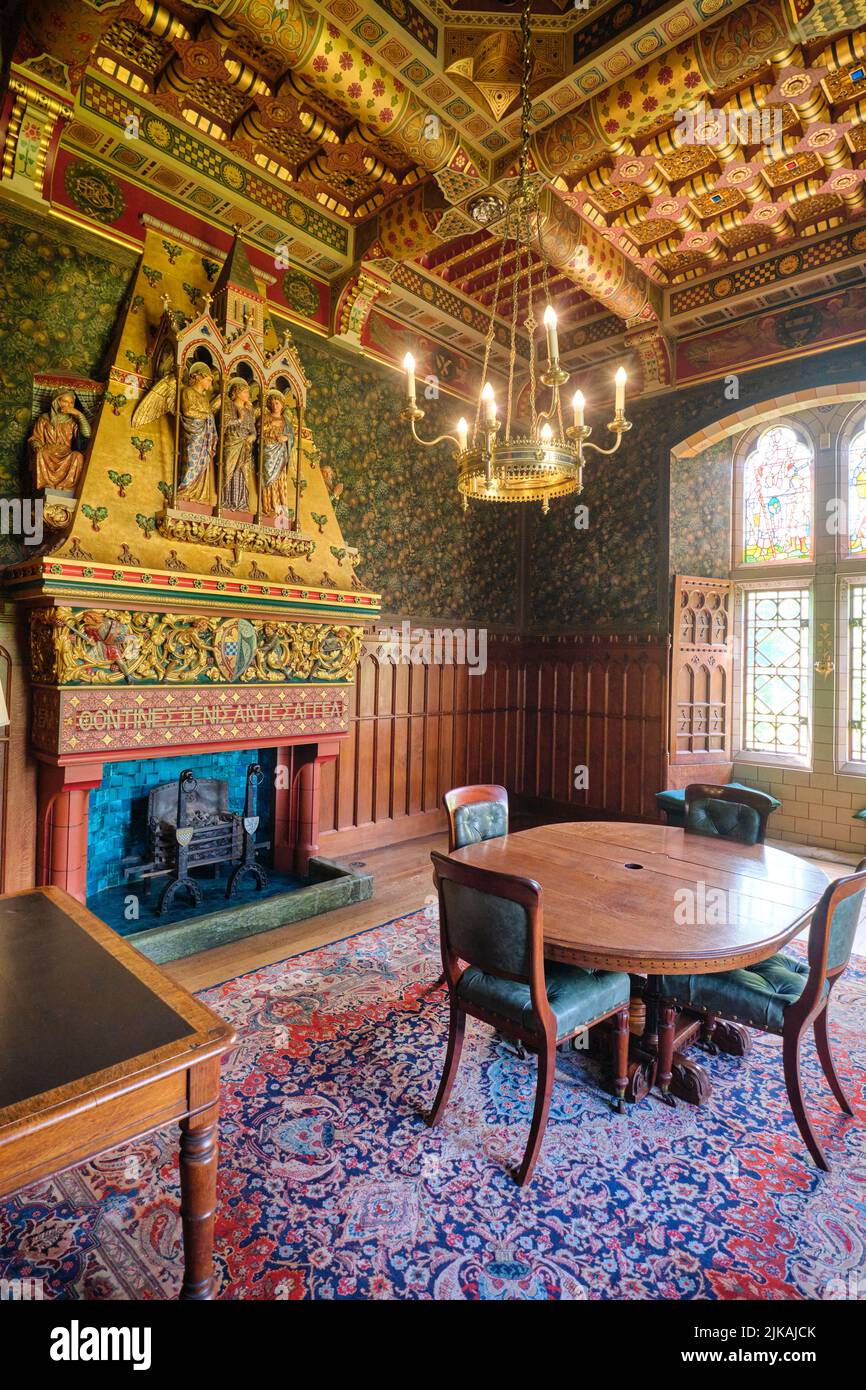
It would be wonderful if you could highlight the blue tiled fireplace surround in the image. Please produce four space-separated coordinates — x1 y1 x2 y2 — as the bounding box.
86 748 278 899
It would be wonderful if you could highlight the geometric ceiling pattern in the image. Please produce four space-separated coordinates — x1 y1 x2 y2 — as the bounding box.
1 0 865 398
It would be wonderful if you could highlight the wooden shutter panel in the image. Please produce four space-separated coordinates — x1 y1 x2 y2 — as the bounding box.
669 575 734 765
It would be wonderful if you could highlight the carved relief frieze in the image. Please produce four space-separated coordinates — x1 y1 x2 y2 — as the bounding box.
156 507 318 560
30 607 365 687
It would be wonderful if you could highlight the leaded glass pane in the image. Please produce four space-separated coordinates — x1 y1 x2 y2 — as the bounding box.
743 588 811 756
847 427 866 556
743 426 813 564
850 585 866 762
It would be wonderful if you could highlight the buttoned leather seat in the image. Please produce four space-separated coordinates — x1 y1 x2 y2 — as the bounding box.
458 961 630 1040
655 953 825 1034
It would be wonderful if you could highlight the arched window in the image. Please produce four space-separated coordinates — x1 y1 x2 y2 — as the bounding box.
846 422 866 556
742 424 813 565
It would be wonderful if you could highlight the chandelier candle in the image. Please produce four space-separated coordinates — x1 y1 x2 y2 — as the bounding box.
543 305 559 365
403 353 416 405
573 391 585 429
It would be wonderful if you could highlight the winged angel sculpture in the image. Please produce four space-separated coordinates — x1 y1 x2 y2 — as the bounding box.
132 361 220 503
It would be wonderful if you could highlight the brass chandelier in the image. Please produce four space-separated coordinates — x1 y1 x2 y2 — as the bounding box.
400 0 632 513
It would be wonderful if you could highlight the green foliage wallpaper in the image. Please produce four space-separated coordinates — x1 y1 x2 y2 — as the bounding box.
527 412 662 632
669 439 732 579
4 194 860 635
0 201 518 622
0 205 134 517
527 341 866 633
297 331 520 625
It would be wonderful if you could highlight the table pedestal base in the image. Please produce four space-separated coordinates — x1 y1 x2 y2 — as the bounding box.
593 991 752 1107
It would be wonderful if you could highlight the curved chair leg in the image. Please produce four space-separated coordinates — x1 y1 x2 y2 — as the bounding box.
612 1006 629 1114
657 1004 676 1107
427 1004 465 1127
515 1035 556 1187
783 1026 829 1171
427 970 446 994
814 1001 853 1116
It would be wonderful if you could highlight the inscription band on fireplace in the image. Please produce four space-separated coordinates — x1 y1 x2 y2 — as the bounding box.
33 684 350 757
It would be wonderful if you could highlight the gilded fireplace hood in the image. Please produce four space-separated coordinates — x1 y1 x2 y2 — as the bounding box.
4 225 380 769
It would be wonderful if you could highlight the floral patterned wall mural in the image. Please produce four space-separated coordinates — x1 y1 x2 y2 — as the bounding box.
0 206 135 557
294 328 520 625
527 341 866 633
3 197 861 634
526 404 664 633
669 438 732 579
0 202 519 622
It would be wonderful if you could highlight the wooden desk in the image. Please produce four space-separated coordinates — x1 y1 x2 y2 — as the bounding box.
451 822 829 1103
0 887 236 1299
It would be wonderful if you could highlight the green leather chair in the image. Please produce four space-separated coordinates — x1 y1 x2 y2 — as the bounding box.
683 782 776 844
444 783 509 853
428 850 631 1186
654 860 866 1170
431 785 510 995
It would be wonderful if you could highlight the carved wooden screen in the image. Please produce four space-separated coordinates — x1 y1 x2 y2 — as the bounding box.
669 575 734 764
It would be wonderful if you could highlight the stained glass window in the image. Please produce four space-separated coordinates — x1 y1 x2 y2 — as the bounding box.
743 425 813 564
847 426 866 556
849 584 866 762
743 588 811 756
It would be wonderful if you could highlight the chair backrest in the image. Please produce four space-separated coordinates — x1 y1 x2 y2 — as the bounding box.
684 783 774 844
443 784 509 853
430 851 552 1028
800 859 866 1009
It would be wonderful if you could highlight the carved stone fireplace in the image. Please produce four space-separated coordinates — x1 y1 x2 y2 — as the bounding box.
4 226 380 956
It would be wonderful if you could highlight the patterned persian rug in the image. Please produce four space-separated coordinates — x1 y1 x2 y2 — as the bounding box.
2 906 865 1301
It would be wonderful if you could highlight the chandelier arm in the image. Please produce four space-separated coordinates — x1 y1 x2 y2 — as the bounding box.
401 406 463 452
410 424 465 451
581 428 631 458
536 385 562 430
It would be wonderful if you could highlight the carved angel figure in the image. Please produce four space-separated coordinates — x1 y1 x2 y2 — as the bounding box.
260 390 294 517
29 390 91 491
132 362 219 503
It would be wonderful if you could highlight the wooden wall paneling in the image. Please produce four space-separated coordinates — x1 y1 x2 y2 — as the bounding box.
407 657 426 817
318 627 669 858
374 652 393 824
422 659 441 816
0 606 38 893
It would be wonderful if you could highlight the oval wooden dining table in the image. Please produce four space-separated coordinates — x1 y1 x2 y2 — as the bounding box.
449 820 830 1105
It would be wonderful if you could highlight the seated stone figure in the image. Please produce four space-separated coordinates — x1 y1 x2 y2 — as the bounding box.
29 390 91 492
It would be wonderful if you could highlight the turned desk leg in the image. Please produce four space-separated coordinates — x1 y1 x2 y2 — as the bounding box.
179 1109 218 1300
180 1061 222 1301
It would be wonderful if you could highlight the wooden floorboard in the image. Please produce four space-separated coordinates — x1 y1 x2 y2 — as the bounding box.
164 833 866 994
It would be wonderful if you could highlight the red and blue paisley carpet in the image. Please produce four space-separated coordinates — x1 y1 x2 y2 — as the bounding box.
2 906 865 1300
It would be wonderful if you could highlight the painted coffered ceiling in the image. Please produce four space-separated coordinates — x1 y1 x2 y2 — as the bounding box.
1 0 865 397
